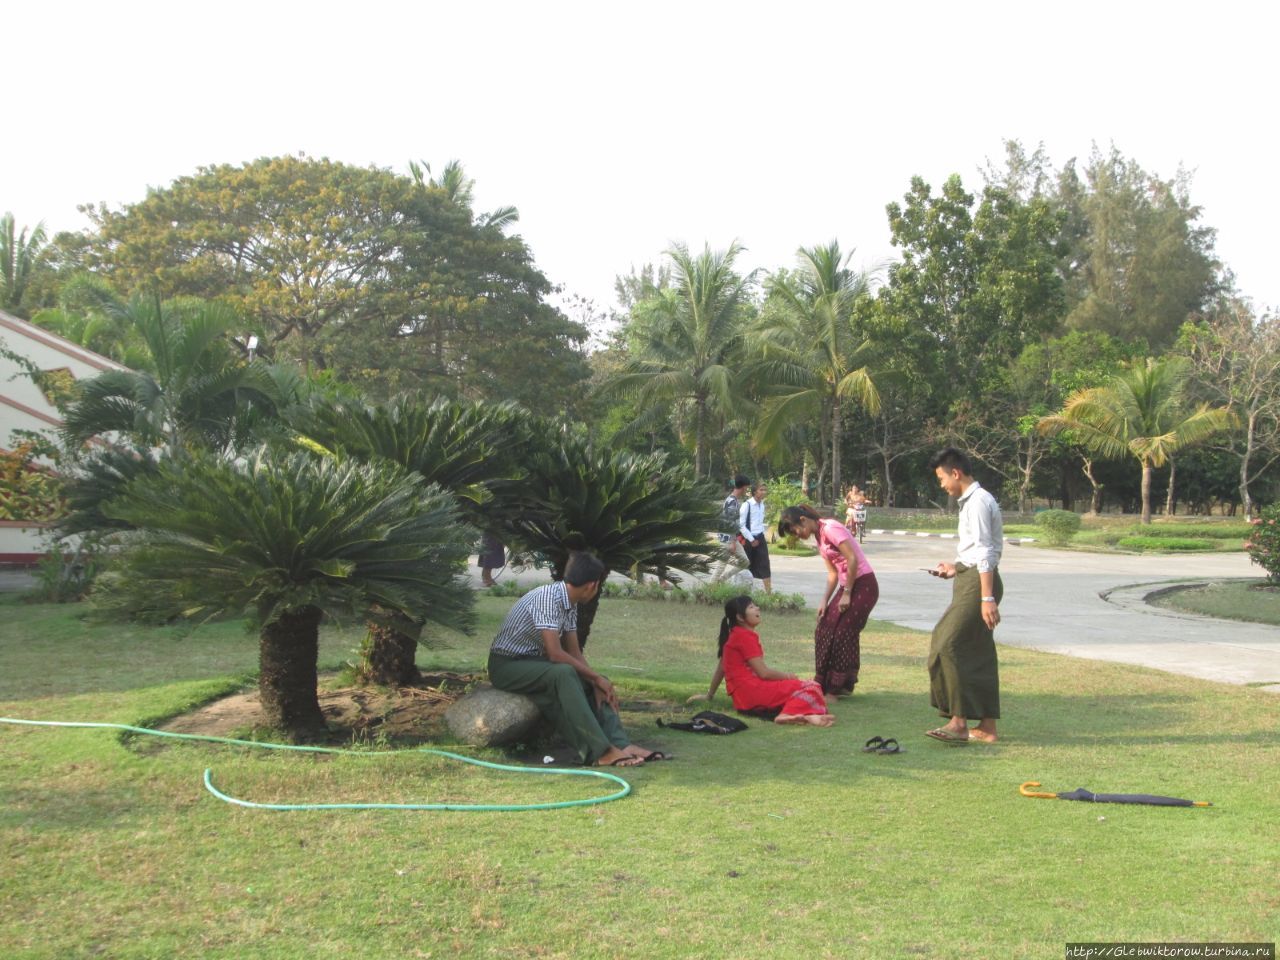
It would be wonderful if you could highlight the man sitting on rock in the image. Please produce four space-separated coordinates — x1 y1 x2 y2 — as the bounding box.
487 551 664 767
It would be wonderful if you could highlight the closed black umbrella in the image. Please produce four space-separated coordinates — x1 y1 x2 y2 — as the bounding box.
1020 781 1211 807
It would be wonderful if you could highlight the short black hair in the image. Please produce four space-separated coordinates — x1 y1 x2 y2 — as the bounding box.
733 475 750 489
928 447 973 477
563 551 606 586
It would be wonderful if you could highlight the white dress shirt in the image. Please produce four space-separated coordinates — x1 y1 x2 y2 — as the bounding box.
955 481 1003 573
739 497 766 541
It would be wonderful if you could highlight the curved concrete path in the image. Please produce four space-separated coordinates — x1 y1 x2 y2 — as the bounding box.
762 536 1280 692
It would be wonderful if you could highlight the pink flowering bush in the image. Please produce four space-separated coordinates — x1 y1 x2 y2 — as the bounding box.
1244 504 1280 583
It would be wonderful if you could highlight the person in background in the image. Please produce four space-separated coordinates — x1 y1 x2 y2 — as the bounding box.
738 481 772 594
477 531 505 588
712 474 751 582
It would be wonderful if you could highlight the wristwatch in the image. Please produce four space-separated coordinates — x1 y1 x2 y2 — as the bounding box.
981 596 997 603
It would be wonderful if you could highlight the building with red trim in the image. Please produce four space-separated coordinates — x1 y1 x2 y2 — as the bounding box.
0 308 128 564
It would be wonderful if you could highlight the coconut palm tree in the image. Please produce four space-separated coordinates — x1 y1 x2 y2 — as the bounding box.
288 395 534 684
1038 357 1234 524
60 295 282 453
104 448 474 738
0 213 49 316
754 242 882 503
599 242 754 478
502 429 717 648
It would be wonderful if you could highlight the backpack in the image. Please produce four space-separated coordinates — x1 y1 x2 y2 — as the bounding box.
658 710 749 734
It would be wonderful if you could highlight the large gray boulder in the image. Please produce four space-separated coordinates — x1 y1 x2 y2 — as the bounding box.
445 684 543 747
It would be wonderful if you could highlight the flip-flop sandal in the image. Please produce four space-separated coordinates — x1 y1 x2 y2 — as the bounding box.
925 728 969 745
875 738 903 754
862 736 886 753
609 756 645 767
641 751 673 762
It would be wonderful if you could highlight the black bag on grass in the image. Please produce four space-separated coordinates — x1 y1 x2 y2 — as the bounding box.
658 710 748 734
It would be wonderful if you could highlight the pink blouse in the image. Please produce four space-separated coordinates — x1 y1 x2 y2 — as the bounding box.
817 518 873 585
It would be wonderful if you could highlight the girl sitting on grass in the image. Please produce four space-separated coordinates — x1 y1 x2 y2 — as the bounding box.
688 596 835 726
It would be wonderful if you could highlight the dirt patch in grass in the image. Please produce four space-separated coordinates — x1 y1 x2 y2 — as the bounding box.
156 671 480 745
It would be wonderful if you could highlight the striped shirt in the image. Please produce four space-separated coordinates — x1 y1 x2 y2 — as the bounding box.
489 581 578 657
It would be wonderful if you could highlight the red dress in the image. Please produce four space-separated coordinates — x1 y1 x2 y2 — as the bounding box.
722 626 828 716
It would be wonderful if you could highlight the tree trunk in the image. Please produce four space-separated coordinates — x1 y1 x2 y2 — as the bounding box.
1240 410 1256 517
1081 457 1103 516
1165 458 1177 516
694 396 706 479
831 399 842 509
575 568 608 652
881 452 895 508
258 606 327 739
358 621 420 687
800 453 810 504
1140 459 1153 525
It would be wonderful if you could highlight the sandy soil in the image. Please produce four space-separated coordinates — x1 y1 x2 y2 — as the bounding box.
156 672 478 744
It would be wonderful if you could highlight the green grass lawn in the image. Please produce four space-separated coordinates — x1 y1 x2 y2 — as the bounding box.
1148 578 1280 627
2 594 1277 958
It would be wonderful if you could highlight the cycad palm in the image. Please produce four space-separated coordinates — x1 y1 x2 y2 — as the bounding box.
755 242 881 502
504 429 716 648
290 396 533 683
1038 357 1233 523
105 448 474 737
600 242 753 478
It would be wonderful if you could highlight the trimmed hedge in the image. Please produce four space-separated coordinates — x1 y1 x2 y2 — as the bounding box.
1115 536 1216 552
487 577 807 612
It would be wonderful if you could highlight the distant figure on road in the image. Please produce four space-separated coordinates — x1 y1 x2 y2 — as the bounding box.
738 481 772 594
712 474 751 583
923 448 1003 745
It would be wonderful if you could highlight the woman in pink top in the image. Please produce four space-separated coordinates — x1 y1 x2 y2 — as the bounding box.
778 504 879 697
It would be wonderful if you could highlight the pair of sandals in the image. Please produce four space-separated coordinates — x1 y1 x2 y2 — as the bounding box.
861 736 903 755
608 750 672 767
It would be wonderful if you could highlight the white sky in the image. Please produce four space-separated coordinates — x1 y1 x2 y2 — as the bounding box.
7 0 1279 326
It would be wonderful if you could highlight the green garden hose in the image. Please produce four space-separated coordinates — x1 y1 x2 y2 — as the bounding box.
0 716 631 812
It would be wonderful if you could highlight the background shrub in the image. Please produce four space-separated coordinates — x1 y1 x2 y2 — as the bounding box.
1244 505 1280 583
1116 536 1215 551
1034 509 1082 546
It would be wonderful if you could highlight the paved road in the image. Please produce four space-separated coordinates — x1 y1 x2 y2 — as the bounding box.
481 536 1278 693
762 535 1280 692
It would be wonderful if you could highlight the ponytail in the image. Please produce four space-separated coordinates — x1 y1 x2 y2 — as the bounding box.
717 595 754 658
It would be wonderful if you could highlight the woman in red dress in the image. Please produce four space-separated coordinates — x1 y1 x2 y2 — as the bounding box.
688 596 834 726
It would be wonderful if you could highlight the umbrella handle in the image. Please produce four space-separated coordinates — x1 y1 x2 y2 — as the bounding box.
1019 781 1058 799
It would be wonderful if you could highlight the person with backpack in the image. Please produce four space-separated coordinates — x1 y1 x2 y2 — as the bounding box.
711 475 751 582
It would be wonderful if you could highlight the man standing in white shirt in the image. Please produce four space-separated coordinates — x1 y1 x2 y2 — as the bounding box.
738 481 772 594
924 448 1003 744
